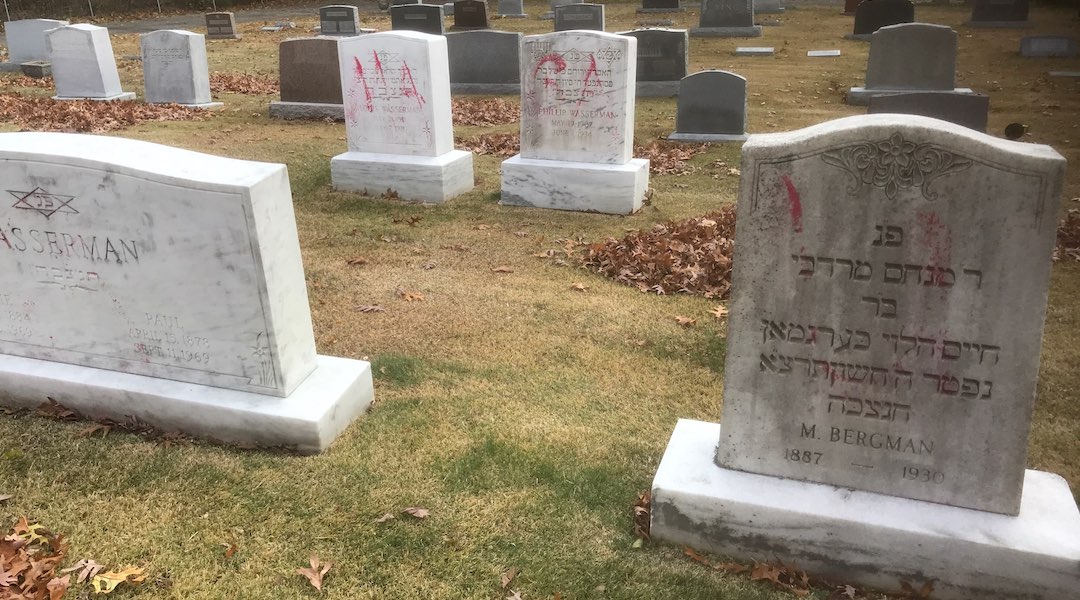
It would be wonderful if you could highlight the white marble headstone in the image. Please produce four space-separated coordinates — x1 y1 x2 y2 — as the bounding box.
338 31 454 157
520 31 637 165
140 30 216 107
46 24 130 100
5 19 68 63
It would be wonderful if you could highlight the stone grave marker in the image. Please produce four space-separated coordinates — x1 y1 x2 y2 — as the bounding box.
735 46 773 55
498 0 528 18
808 49 841 56
651 113 1079 600
848 0 913 40
691 0 761 38
868 91 989 133
446 30 521 94
451 0 489 30
542 0 583 20
843 0 860 15
3 19 68 66
0 132 374 452
621 28 687 96
638 0 683 14
848 23 973 105
554 3 605 31
668 70 747 141
205 12 241 40
756 0 784 14
968 0 1030 28
390 4 445 35
1020 35 1077 58
500 31 649 214
319 5 361 36
46 24 135 101
140 30 220 109
269 37 344 120
332 31 473 202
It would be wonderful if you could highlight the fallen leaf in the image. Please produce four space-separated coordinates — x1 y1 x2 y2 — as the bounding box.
513 231 528 237
223 543 237 558
505 592 522 600
401 292 424 302
46 575 69 600
374 513 396 523
422 261 437 270
475 224 491 230
492 266 514 273
402 507 430 519
354 304 385 313
61 558 105 583
570 282 588 292
346 256 369 266
91 565 146 594
675 316 697 327
710 305 729 319
683 546 712 566
500 567 518 589
295 555 332 591
0 494 11 503
77 423 111 437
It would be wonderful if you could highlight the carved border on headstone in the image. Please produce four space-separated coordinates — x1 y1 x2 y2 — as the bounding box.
821 133 973 200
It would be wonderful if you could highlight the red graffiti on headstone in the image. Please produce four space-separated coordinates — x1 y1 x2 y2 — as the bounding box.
353 56 375 113
578 54 601 103
533 52 567 91
399 60 425 108
372 49 388 95
781 175 803 233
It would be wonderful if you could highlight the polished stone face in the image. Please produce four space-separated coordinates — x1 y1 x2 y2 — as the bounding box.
852 0 913 35
141 29 213 106
279 37 343 104
46 24 125 99
673 70 745 136
699 0 754 28
622 29 687 82
715 114 1065 515
865 23 957 90
319 5 361 35
390 4 444 36
554 4 605 31
204 12 239 38
0 132 319 397
446 31 521 85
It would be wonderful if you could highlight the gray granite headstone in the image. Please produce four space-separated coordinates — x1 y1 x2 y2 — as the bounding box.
140 29 219 108
638 0 683 13
848 23 973 105
849 0 913 40
622 28 687 96
868 91 989 133
691 0 761 38
755 0 784 14
1020 36 1078 58
391 4 445 35
735 46 774 56
446 30 521 93
4 19 69 64
270 36 344 119
46 24 135 101
319 5 361 36
968 0 1030 28
668 70 747 141
498 0 527 17
452 0 489 30
542 0 583 20
205 12 241 40
554 3 605 31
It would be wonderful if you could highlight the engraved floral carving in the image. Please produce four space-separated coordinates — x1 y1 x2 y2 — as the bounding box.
821 133 973 201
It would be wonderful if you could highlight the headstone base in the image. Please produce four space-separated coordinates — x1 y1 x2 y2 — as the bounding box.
846 86 974 106
636 7 686 13
843 33 872 41
0 62 22 73
734 46 774 56
965 20 1032 28
450 83 521 95
207 33 243 40
689 26 762 38
171 101 224 110
269 101 346 121
331 150 474 203
651 419 1080 600
667 131 748 142
19 61 51 78
0 354 374 454
757 7 784 13
499 155 649 215
449 25 490 31
1049 70 1080 78
540 11 555 19
636 81 680 97
52 92 137 102
498 13 529 18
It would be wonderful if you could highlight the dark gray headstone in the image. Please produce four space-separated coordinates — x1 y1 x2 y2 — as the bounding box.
452 0 489 30
391 4 445 35
692 0 761 37
554 3 605 31
669 70 747 141
498 0 527 17
319 5 360 36
969 0 1030 27
868 92 989 133
848 23 971 105
843 0 860 15
623 28 687 96
279 37 342 104
1020 36 1078 58
850 0 913 38
205 12 241 40
755 0 784 14
446 30 521 93
542 0 583 20
639 0 683 13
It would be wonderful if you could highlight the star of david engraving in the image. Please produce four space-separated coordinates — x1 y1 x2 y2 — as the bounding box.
8 187 77 219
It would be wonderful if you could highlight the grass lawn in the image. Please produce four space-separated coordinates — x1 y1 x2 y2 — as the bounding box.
1 1 1078 598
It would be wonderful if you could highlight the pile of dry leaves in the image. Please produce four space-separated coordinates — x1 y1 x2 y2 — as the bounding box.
1054 209 1080 261
451 97 519 126
0 94 207 133
3 75 54 89
455 132 520 157
209 72 279 95
581 206 737 299
634 141 708 175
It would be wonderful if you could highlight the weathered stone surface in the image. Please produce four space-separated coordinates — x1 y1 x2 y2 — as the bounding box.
278 36 343 105
498 0 527 17
669 70 747 141
850 0 913 39
46 24 134 101
968 0 1030 27
390 4 445 35
5 19 68 63
807 49 841 57
848 23 973 105
451 0 488 30
755 0 784 14
868 91 989 133
691 0 761 37
716 114 1065 515
319 5 361 36
140 30 218 107
446 30 520 93
554 3 605 31
542 0 583 19
1020 35 1078 58
638 0 682 13
734 46 773 55
204 12 241 40
622 28 687 84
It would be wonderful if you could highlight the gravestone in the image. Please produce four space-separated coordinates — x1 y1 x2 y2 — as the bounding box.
205 12 241 40
1020 36 1078 58
848 23 973 105
691 0 761 38
451 0 489 30
848 0 913 40
0 132 374 452
3 19 68 67
637 0 683 14
843 0 860 15
498 0 528 18
735 46 773 55
668 70 747 141
968 0 1030 28
269 37 344 120
868 91 989 132
319 5 361 36
332 31 473 203
621 28 687 96
446 30 521 94
500 31 649 215
554 3 604 31
46 24 135 101
542 0 583 20
755 0 784 14
390 4 445 35
808 49 841 56
651 113 1079 600
140 30 220 109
